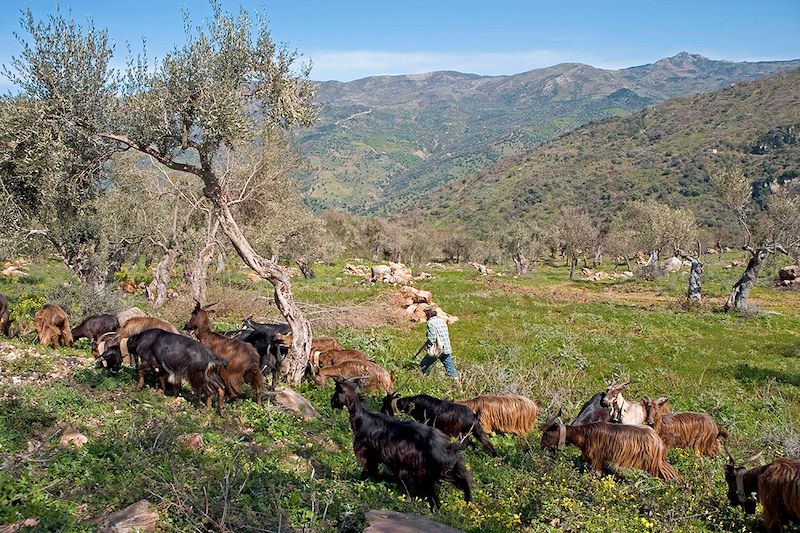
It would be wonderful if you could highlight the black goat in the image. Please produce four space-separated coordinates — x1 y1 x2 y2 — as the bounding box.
382 392 497 456
236 329 280 390
71 314 119 344
571 391 612 425
332 378 472 508
229 317 292 388
99 328 227 414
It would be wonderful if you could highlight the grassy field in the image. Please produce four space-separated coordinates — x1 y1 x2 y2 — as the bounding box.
0 255 798 532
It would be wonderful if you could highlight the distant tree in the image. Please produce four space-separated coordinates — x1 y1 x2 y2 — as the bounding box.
501 221 545 275
16 4 318 384
624 200 697 278
605 222 639 271
555 207 599 279
712 167 795 312
442 231 476 264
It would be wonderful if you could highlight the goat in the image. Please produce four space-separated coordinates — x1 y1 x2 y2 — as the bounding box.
275 334 346 370
572 391 612 425
382 392 497 456
603 381 647 425
314 359 394 395
724 448 800 532
35 304 72 349
458 395 541 435
235 329 281 390
184 302 263 405
643 397 727 456
104 316 179 365
99 329 227 414
540 416 680 481
331 377 473 508
315 348 370 369
0 293 10 336
71 314 119 344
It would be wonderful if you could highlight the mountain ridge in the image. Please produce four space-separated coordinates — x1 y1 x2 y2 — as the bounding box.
396 69 800 232
299 53 800 213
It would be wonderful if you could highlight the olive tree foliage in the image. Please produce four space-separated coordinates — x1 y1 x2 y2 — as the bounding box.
105 4 318 384
554 207 599 279
622 200 697 278
0 11 118 293
711 167 797 312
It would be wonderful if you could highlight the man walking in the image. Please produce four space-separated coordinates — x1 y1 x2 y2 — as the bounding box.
419 306 459 380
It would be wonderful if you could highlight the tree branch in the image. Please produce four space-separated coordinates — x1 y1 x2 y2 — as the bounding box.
96 132 202 175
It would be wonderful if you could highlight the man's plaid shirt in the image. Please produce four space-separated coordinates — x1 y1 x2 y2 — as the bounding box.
426 315 452 354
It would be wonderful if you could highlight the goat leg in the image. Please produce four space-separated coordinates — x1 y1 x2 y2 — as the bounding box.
136 368 147 391
216 386 225 416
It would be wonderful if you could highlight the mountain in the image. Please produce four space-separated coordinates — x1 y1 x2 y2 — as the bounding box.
298 53 800 213
403 69 800 231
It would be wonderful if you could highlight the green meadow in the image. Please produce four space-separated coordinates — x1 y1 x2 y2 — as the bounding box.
1 256 798 532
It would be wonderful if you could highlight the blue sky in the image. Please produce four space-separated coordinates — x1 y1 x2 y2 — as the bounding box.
1 0 799 86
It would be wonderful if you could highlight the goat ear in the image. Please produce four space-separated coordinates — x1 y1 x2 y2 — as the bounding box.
556 407 563 419
656 397 669 405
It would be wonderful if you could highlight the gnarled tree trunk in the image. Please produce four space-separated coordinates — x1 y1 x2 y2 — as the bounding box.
684 254 703 304
147 242 181 308
189 218 220 304
200 170 311 386
724 248 768 312
513 250 529 275
297 259 315 279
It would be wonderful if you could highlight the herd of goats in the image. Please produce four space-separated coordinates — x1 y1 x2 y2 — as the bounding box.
1 293 798 531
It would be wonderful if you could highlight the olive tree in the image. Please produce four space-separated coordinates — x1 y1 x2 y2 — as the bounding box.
712 167 794 312
555 207 599 279
0 12 118 294
103 5 317 383
624 200 697 278
9 4 318 384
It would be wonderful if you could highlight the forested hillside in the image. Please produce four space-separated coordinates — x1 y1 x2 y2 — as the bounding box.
300 53 800 213
402 68 800 232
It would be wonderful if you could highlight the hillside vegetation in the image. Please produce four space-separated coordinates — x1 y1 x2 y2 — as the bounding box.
1 256 799 532
299 54 800 213
404 69 800 231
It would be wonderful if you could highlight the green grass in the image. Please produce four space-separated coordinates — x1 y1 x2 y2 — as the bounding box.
0 258 798 531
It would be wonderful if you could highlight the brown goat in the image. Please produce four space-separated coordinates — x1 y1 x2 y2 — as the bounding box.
458 395 541 435
0 293 10 336
35 304 72 349
184 302 263 405
315 348 370 369
101 316 179 363
278 334 345 369
644 397 728 456
724 450 800 532
314 360 394 394
540 417 681 481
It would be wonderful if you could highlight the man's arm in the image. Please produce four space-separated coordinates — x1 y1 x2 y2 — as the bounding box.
426 320 437 346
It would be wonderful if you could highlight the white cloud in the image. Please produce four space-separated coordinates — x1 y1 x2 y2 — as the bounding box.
307 49 616 81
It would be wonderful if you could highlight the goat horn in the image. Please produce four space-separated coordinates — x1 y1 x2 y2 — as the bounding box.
203 301 219 310
743 451 764 465
723 442 736 465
